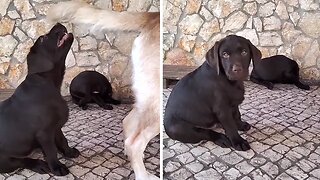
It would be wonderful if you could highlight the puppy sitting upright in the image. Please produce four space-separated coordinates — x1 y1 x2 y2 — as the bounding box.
0 23 79 176
250 55 310 90
70 70 120 110
164 35 261 151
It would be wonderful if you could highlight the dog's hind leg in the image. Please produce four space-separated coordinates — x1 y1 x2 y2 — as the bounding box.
294 81 310 90
291 73 310 90
105 97 121 105
71 95 80 104
164 118 231 148
123 108 160 180
92 94 113 110
286 66 310 90
78 96 91 110
55 129 80 158
0 156 50 174
250 76 274 89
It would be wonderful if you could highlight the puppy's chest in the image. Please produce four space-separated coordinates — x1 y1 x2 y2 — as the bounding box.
223 83 245 105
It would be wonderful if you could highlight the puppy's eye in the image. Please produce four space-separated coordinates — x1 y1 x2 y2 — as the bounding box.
241 49 247 56
222 52 229 58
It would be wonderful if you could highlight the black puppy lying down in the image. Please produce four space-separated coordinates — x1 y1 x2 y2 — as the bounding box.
250 55 310 90
0 23 79 176
70 71 120 110
164 35 262 151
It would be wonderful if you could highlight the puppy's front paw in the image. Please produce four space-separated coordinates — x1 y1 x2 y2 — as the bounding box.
103 105 113 110
266 82 274 90
64 147 80 158
80 105 88 110
112 100 121 105
50 162 69 176
238 121 251 131
214 134 232 148
232 137 250 151
302 85 310 90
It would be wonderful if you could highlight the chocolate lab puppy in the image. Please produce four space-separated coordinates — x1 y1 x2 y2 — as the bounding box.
164 35 262 151
250 55 310 90
70 71 120 110
0 23 79 176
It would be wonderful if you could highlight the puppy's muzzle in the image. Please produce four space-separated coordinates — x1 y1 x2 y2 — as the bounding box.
232 65 243 73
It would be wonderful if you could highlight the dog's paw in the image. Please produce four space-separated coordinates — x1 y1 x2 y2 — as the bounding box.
302 85 310 90
50 162 69 176
103 104 113 110
29 160 50 174
232 138 250 151
238 121 251 131
64 147 80 158
113 100 121 105
214 134 232 148
80 105 88 110
266 83 274 90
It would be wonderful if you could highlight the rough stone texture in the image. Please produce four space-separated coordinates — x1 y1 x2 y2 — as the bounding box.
0 0 11 16
0 35 18 57
236 29 259 46
298 12 320 38
163 2 180 34
0 0 159 98
258 2 276 17
12 39 33 63
289 12 300 26
178 34 197 52
164 48 196 66
185 0 202 14
163 0 320 80
243 2 257 15
1 99 160 179
164 82 320 179
292 35 312 61
275 1 289 20
199 18 220 41
222 12 248 32
207 0 243 18
258 32 283 46
263 16 281 31
13 0 36 20
179 14 204 35
299 0 319 10
0 18 15 36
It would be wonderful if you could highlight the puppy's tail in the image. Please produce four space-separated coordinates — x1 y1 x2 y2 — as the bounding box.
47 1 159 32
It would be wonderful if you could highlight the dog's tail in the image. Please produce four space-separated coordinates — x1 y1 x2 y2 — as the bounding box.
47 1 159 32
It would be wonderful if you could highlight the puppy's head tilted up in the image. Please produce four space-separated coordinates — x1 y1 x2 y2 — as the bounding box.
27 23 74 75
206 35 261 81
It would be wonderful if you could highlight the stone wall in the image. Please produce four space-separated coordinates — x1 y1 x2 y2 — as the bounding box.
163 0 320 81
0 0 159 99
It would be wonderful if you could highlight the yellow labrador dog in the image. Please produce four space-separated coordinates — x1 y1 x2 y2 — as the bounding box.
47 2 160 179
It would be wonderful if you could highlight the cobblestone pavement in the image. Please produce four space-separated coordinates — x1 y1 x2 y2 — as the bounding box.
0 98 160 180
163 82 320 180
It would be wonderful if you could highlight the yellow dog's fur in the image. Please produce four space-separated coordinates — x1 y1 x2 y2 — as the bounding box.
47 2 160 179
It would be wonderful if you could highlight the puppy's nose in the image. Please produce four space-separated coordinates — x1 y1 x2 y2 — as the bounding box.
232 65 243 73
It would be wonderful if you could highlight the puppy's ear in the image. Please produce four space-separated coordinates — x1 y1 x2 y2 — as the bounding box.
27 53 54 74
206 41 220 75
247 40 262 62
